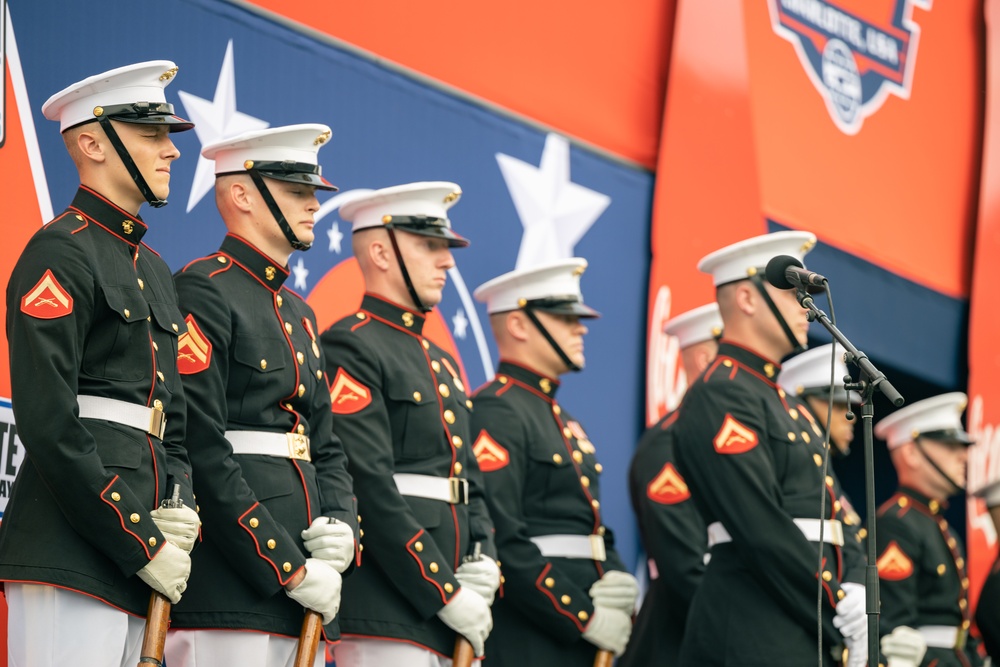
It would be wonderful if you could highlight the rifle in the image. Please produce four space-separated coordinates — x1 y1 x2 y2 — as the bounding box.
593 649 614 667
452 542 482 667
137 484 182 667
293 610 324 667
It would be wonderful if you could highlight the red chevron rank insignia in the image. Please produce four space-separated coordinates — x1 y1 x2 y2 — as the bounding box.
20 269 73 319
877 541 914 581
713 414 758 454
647 462 691 504
329 368 372 414
177 314 212 374
473 430 510 472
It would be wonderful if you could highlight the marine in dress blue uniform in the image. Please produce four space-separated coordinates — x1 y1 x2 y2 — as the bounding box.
620 303 721 667
671 232 869 667
322 183 497 667
165 125 356 667
874 393 983 667
0 61 198 667
470 259 638 666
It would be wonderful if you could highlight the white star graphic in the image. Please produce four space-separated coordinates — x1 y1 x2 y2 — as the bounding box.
452 308 469 340
496 133 611 269
327 221 344 254
177 40 270 212
292 258 309 291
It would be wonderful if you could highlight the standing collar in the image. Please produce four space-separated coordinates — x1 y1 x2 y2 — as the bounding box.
898 486 948 515
497 360 561 398
69 186 148 245
717 340 782 382
362 293 426 335
220 234 289 291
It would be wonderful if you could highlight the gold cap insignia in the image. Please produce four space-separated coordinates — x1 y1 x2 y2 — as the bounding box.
572 265 586 277
122 220 134 235
801 239 816 252
159 67 179 81
314 130 332 146
402 312 414 327
265 266 276 281
93 106 104 117
244 160 255 170
443 190 461 204
539 378 552 394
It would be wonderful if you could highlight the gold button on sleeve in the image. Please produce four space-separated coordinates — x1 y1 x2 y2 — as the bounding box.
249 518 259 528
149 537 157 547
111 492 121 501
561 595 571 605
578 611 589 621
430 562 439 573
267 539 276 550
544 577 555 588
283 562 292 573
444 582 454 593
415 541 423 552
836 589 845 601
130 513 140 524
822 570 832 582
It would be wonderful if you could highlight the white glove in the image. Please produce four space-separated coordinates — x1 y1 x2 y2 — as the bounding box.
588 570 640 616
455 556 501 606
150 505 201 553
137 541 191 604
436 587 493 657
285 558 343 624
301 517 355 573
844 633 868 667
581 605 633 656
881 626 928 667
833 582 867 640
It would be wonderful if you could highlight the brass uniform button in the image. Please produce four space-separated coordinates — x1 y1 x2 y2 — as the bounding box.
130 513 140 524
466 400 474 410
960 599 968 610
553 405 561 415
597 526 606 536
591 499 600 509
260 359 268 370
948 537 957 549
552 454 563 464
561 595 571 605
152 341 159 351
581 477 590 488
956 557 965 569
415 541 424 552
836 589 846 601
801 432 811 444
217 256 227 264
432 361 441 372
298 384 306 397
898 497 908 508
285 322 293 334
316 370 323 380
111 492 121 501
929 500 940 513
444 410 456 424
422 339 430 350
723 359 733 367
499 376 508 384
138 278 144 290
788 409 798 419
594 464 603 473
787 431 796 441
283 562 292 573
277 295 283 307
268 539 276 550
563 427 573 439
439 383 451 398
297 424 305 435
172 323 179 332
249 518 259 528
297 352 305 365
452 435 463 447
578 611 589 622
413 391 422 402
454 462 463 474
573 451 584 464
937 564 946 575
444 582 454 593
149 537 157 547
825 476 834 488
822 570 832 582
124 309 131 318
833 500 842 512
355 312 364 319
545 577 555 588
157 371 165 382
430 562 439 573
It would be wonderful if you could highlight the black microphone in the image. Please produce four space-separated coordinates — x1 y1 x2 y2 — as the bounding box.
764 255 828 290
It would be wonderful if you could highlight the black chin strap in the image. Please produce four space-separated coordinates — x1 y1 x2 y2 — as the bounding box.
913 439 966 492
98 118 167 208
522 307 581 373
750 273 806 355
384 226 429 313
247 170 311 251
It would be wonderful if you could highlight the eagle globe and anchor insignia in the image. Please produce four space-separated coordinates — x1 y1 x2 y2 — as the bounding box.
768 0 932 134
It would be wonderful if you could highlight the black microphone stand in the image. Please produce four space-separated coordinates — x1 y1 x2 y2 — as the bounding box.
795 287 904 664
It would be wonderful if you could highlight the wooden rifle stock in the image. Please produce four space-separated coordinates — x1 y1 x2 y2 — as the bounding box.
137 592 171 667
452 636 476 667
593 649 614 667
293 610 324 667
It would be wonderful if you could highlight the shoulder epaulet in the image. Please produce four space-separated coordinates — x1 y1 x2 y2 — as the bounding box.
877 493 908 518
180 253 234 276
42 210 83 232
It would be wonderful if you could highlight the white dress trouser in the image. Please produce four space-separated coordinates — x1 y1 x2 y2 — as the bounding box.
6 582 145 667
165 628 325 667
333 636 481 667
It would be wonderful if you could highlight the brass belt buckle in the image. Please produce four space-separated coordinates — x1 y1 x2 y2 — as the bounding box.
829 520 845 547
589 534 607 561
286 433 311 461
956 626 968 651
449 477 469 505
148 406 166 440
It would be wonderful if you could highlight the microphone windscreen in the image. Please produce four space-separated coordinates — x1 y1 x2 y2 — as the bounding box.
764 255 803 290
